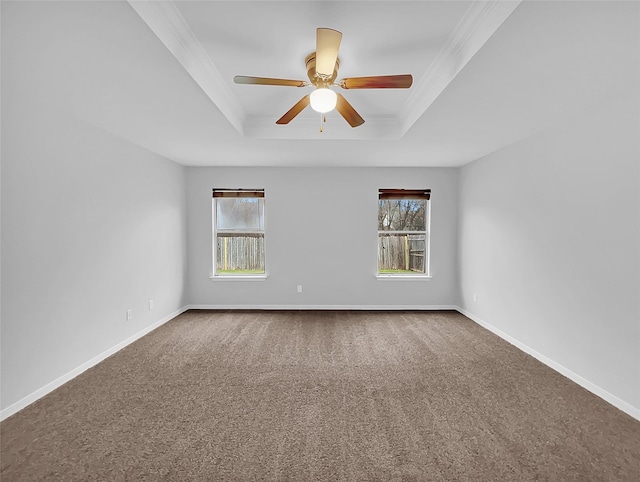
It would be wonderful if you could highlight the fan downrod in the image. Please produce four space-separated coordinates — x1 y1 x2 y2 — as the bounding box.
305 52 340 88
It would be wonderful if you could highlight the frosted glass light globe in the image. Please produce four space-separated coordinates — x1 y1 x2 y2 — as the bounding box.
310 88 337 113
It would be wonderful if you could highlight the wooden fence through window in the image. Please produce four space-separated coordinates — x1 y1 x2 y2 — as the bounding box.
378 234 426 272
216 233 264 271
217 233 425 273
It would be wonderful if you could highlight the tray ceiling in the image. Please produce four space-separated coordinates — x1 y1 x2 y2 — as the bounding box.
10 1 635 167
128 0 521 140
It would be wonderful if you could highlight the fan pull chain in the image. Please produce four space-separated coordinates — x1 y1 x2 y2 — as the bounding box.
319 114 327 133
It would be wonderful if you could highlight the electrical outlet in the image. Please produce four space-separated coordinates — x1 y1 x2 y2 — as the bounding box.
126 309 133 321
473 293 478 303
297 285 303 293
148 299 154 310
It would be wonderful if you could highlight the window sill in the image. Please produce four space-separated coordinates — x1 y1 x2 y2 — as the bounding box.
210 275 268 282
376 274 432 281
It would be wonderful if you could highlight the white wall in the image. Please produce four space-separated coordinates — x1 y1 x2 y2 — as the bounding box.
1 3 188 414
457 88 640 414
186 167 458 308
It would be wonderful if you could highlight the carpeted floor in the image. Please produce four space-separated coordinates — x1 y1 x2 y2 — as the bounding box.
1 310 639 481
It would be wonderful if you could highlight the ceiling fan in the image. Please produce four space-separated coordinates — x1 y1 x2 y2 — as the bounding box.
234 28 413 130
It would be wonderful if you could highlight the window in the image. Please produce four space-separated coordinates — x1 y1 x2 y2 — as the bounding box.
212 189 265 276
377 189 431 276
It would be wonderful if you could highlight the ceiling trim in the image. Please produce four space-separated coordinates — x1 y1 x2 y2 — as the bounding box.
127 0 246 134
244 115 401 140
399 0 522 135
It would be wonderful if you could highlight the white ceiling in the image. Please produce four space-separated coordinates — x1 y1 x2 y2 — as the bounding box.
15 0 637 167
175 1 470 126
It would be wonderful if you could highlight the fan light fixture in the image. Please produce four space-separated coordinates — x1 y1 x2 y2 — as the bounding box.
310 88 337 113
233 28 413 128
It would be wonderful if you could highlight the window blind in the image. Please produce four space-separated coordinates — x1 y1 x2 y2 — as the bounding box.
378 189 431 200
212 189 264 198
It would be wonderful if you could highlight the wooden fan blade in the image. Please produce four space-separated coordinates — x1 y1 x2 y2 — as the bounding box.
234 76 307 87
336 93 364 128
316 28 342 77
276 95 310 124
339 74 413 89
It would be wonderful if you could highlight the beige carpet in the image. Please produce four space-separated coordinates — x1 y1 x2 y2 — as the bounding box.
1 310 639 481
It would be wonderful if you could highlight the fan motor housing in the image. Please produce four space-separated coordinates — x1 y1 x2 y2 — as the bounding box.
305 52 340 87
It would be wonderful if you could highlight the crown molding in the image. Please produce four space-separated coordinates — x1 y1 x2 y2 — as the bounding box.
399 0 522 135
243 116 401 140
127 0 245 135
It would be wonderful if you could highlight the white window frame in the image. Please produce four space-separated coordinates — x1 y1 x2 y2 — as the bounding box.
376 190 432 280
211 189 267 280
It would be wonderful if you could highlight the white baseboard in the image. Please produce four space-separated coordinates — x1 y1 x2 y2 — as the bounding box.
456 307 640 421
0 304 453 421
6 305 635 423
185 304 458 311
0 307 188 422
